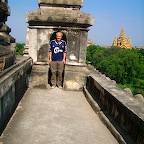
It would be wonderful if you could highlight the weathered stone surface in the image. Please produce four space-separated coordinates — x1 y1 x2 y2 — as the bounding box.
1 85 15 125
63 62 89 91
9 35 15 43
86 66 144 144
0 45 15 71
135 94 144 103
123 88 133 97
29 64 49 89
0 24 11 33
0 2 8 13
26 9 94 27
0 56 32 134
0 1 10 22
83 86 130 144
0 45 10 56
0 0 16 71
0 88 118 144
39 0 83 7
0 32 10 45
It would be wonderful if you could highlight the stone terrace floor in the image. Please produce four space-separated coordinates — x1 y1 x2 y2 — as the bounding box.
0 88 118 144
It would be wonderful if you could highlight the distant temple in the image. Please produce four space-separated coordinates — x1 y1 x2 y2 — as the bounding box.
112 27 132 49
87 39 95 46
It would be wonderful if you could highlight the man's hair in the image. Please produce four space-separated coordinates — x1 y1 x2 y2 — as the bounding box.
56 32 63 37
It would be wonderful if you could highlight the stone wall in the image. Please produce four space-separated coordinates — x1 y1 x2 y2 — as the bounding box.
0 0 33 135
0 0 16 72
84 66 144 144
0 56 32 134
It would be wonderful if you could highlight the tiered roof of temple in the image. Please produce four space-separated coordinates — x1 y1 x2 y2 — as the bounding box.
26 0 94 27
112 27 132 49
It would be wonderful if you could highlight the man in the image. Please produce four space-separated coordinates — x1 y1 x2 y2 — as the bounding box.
49 32 67 89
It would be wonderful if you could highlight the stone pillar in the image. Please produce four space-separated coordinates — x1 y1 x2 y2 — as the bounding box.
26 0 94 90
0 0 16 72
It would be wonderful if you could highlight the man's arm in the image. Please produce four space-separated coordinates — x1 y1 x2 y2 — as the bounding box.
48 51 52 64
48 42 52 64
62 41 67 64
62 52 66 64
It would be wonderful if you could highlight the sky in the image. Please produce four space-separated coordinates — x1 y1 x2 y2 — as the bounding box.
7 0 144 46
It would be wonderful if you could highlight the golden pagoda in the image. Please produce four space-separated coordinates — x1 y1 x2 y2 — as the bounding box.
112 27 132 49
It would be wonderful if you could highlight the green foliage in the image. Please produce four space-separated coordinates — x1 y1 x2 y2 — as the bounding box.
16 43 25 55
117 84 135 94
86 45 105 65
139 48 144 56
86 45 144 96
117 82 144 96
102 46 122 57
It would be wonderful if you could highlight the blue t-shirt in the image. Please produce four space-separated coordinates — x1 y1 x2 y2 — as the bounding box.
49 40 67 61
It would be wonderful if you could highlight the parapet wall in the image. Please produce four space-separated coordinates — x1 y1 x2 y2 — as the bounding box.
0 56 32 134
84 66 144 144
0 0 16 72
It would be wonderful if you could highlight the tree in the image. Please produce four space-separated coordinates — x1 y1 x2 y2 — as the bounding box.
86 45 144 96
16 43 25 55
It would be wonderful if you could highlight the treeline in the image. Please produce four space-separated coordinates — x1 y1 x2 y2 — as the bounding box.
86 45 144 96
16 43 25 55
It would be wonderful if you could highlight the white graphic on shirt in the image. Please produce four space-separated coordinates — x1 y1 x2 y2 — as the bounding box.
54 47 63 54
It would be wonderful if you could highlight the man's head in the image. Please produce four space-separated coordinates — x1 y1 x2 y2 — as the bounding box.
56 32 63 42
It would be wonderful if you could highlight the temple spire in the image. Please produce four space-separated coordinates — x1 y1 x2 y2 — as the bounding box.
112 27 132 49
120 27 125 38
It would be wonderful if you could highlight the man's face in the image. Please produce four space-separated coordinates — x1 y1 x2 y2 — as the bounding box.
56 33 62 42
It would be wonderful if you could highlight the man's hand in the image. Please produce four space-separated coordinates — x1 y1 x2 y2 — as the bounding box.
62 52 66 64
48 51 52 64
48 59 52 64
62 59 66 64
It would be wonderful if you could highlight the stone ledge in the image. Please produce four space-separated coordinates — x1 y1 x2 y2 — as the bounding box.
83 86 135 144
38 0 83 7
28 25 90 31
66 61 87 66
89 74 144 122
0 56 32 134
85 67 144 144
0 56 32 98
26 9 94 27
